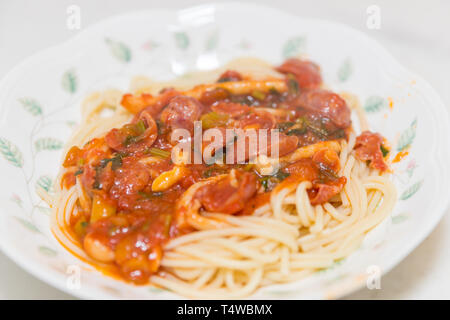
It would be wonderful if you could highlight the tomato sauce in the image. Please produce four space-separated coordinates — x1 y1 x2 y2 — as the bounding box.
354 131 389 172
61 58 376 284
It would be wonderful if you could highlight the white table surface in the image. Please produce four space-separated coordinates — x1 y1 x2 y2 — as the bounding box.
0 0 449 300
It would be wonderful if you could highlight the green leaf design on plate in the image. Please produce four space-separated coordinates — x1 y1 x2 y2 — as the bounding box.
142 39 160 51
364 96 387 113
38 246 58 257
337 58 352 82
397 118 417 152
66 120 77 127
15 217 40 233
148 287 164 293
316 258 345 274
36 205 51 215
392 213 409 224
406 159 417 178
400 180 423 200
18 98 43 116
0 137 23 167
10 194 23 207
205 30 219 51
105 38 132 62
36 175 53 193
237 39 251 50
282 36 306 58
174 32 189 50
35 137 64 152
62 69 77 93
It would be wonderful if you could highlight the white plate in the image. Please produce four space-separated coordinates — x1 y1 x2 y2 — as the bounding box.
0 3 449 299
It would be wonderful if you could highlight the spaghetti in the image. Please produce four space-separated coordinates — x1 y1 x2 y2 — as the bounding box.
47 57 396 299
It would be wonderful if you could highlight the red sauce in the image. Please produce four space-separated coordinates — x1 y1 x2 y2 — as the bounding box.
276 58 322 88
241 192 271 215
61 58 385 284
196 171 257 214
217 70 243 82
354 131 388 172
281 150 346 205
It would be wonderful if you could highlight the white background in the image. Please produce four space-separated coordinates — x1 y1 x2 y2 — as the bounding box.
0 0 449 299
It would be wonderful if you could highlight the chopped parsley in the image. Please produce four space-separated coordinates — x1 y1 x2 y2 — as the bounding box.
99 154 124 170
287 74 299 95
260 171 290 192
217 77 234 83
138 191 163 199
277 121 295 132
380 144 389 157
286 128 307 136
